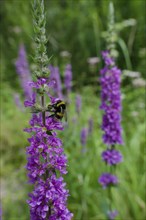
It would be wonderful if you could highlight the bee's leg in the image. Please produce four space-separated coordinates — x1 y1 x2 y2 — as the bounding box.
46 109 55 112
48 114 55 118
47 104 55 112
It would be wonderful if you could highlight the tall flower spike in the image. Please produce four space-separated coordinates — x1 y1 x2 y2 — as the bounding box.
49 65 63 99
98 3 123 220
15 44 32 99
80 127 88 153
98 50 123 219
80 127 88 147
64 64 72 96
24 0 73 219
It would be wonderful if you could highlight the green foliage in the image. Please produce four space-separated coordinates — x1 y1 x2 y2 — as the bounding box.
1 85 145 219
1 0 145 89
1 0 145 219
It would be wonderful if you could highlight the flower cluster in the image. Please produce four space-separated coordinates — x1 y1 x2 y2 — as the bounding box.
28 175 72 220
100 51 123 145
98 50 123 219
102 149 123 165
25 78 73 219
98 173 118 189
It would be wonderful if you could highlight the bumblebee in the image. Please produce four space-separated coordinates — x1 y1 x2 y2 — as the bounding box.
48 100 67 120
31 100 67 121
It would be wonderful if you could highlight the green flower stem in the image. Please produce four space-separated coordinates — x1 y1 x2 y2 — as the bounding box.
41 93 45 126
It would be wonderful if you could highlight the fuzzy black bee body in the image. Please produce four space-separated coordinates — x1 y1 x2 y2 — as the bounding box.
48 100 67 120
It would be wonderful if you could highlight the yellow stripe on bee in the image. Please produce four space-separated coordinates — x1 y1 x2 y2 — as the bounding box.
57 112 63 116
56 101 65 107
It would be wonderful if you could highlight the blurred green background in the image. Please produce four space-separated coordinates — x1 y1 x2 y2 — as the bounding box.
0 0 145 220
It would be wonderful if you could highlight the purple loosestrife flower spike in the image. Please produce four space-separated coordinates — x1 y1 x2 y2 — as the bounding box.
64 64 72 95
98 4 123 219
24 1 73 219
80 128 88 146
99 50 123 219
75 94 82 115
15 44 32 99
49 65 63 99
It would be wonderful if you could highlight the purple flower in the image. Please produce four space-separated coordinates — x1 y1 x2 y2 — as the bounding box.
80 128 88 146
100 51 123 145
25 93 73 218
27 77 54 90
98 173 118 189
49 65 63 98
64 64 72 95
75 94 82 115
101 51 115 66
15 44 32 99
102 149 123 165
46 116 64 131
107 210 118 220
28 175 73 220
24 92 36 107
25 116 68 182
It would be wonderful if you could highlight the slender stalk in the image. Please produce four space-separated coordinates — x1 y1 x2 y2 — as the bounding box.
41 93 51 220
108 146 116 213
41 94 45 126
108 164 113 211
